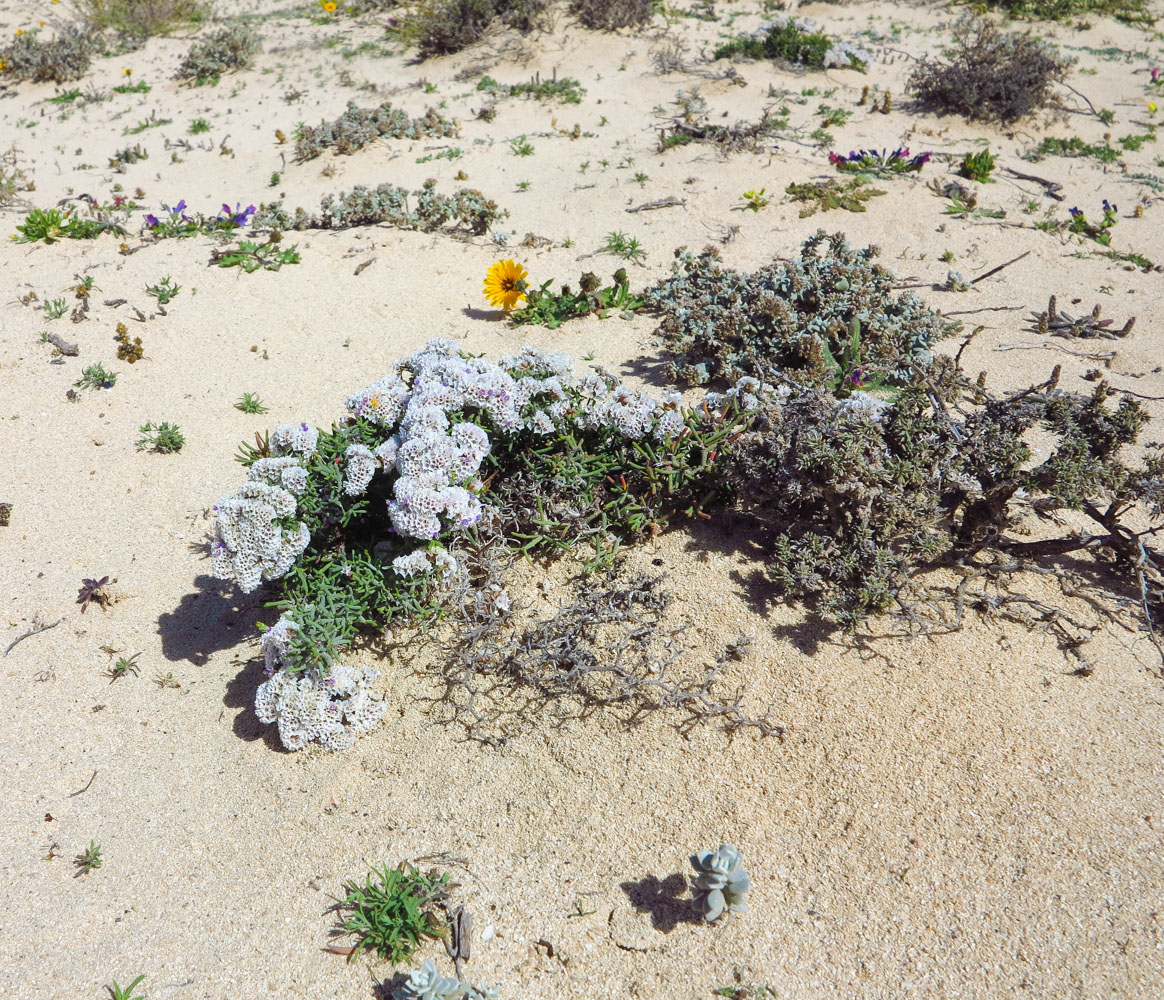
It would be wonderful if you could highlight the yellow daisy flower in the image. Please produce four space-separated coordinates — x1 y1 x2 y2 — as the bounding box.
123 67 132 76
321 0 337 10
483 259 528 311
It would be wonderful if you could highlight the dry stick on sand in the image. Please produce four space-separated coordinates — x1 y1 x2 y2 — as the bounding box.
44 333 78 356
4 617 63 656
626 197 686 213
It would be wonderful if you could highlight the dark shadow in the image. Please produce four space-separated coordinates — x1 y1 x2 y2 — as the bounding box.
156 573 268 666
461 307 507 321
620 873 702 932
771 617 835 657
223 655 285 750
618 350 679 392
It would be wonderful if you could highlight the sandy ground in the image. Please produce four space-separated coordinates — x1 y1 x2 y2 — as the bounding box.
1 1 1163 997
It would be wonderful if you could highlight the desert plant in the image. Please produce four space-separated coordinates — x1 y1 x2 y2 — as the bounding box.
644 231 956 386
235 392 269 414
106 974 147 1000
959 147 996 182
174 23 260 85
13 205 109 243
908 14 1069 125
74 363 118 390
75 0 207 36
137 421 185 453
570 0 652 31
714 16 869 70
74 840 103 876
294 102 457 161
209 239 300 272
829 147 931 176
335 864 449 964
690 844 751 921
982 0 1153 26
411 0 547 57
393 960 498 1000
0 26 95 83
785 177 884 216
511 268 642 327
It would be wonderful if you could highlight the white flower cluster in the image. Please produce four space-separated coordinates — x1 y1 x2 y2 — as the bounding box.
702 375 784 415
271 421 319 459
835 390 891 425
391 544 459 579
254 614 386 752
212 454 311 593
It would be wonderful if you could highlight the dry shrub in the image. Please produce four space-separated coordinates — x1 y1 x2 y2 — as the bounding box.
570 0 652 31
908 14 1069 125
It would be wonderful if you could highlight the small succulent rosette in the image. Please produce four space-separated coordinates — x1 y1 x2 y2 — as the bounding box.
690 843 751 922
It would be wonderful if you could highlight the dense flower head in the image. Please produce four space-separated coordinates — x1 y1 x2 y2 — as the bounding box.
483 259 528 311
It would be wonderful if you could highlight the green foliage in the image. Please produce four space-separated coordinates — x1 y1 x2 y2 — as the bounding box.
1036 134 1120 163
106 652 141 681
336 864 449 964
210 239 301 272
602 230 644 262
713 18 865 70
477 73 585 103
188 117 211 134
137 421 185 453
76 0 208 36
958 147 996 182
741 188 768 212
512 268 642 328
145 276 180 304
908 14 1069 124
74 841 103 876
785 177 884 217
644 231 956 386
411 0 548 58
43 297 68 320
74 363 118 390
0 26 95 83
174 23 260 86
46 88 83 104
107 974 148 1000
14 205 110 243
509 135 535 156
112 79 151 94
570 0 653 31
981 0 1153 26
235 392 269 414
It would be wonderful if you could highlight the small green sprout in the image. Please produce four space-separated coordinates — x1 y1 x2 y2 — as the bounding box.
137 422 185 453
741 188 769 212
74 363 117 390
235 392 269 414
145 276 180 304
106 652 141 682
74 841 103 876
188 118 211 134
107 974 147 1000
510 135 535 157
602 230 645 263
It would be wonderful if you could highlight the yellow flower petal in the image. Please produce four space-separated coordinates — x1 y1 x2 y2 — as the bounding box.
483 259 528 311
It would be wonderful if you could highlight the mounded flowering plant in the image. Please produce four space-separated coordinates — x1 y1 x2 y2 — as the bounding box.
828 147 930 176
211 339 753 750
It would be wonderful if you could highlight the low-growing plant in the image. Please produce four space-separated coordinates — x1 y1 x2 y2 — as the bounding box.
1068 200 1119 246
690 844 750 922
137 421 185 453
570 0 653 31
74 840 103 876
115 322 144 363
174 23 260 86
740 188 768 212
77 575 113 613
106 973 148 1000
477 72 585 104
76 0 208 37
252 180 505 236
74 363 118 391
43 297 68 320
294 102 457 161
188 117 210 134
908 15 1069 125
210 239 300 273
1035 134 1119 163
785 177 884 216
512 268 642 327
959 147 996 182
0 26 95 83
145 276 180 304
236 392 269 414
334 863 449 964
105 652 141 682
829 147 930 176
392 960 498 1000
509 135 535 156
982 0 1153 27
714 16 869 70
644 231 956 386
13 205 110 243
109 143 149 172
112 79 151 94
602 230 644 262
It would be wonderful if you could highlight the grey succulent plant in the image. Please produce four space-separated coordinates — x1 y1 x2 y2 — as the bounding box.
393 960 499 1000
690 843 751 922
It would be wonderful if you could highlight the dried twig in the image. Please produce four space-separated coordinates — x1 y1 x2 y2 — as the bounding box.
5 617 63 656
68 770 97 797
626 197 686 213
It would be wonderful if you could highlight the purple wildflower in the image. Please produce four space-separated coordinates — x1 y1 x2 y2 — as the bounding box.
144 213 160 228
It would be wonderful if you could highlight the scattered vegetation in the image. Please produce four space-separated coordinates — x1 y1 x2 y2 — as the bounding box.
829 147 931 176
477 72 584 104
235 392 269 414
410 0 549 58
145 276 180 305
908 15 1069 125
982 0 1153 27
602 230 645 262
511 268 642 327
74 363 119 391
13 205 110 243
1029 294 1135 338
76 0 207 37
570 0 653 31
209 238 301 273
105 652 141 682
959 148 997 182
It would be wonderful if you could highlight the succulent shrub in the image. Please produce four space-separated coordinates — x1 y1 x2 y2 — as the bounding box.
908 15 1069 125
714 16 870 70
211 340 748 750
174 23 260 85
690 844 751 922
252 180 506 237
294 102 458 161
394 960 499 1000
644 231 956 387
0 26 95 83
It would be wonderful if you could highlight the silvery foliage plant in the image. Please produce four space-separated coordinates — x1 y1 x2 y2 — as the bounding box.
211 338 723 752
690 843 751 922
393 960 499 1000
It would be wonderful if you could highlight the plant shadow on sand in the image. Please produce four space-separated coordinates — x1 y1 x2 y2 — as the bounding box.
620 872 703 932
